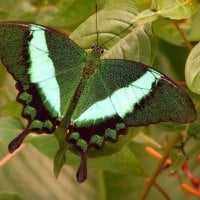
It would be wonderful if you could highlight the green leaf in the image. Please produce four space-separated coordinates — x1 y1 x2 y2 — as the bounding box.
70 3 157 66
26 132 145 177
0 0 96 31
53 124 70 177
0 144 98 200
102 171 144 200
26 135 58 158
26 126 144 176
153 9 200 45
187 92 200 138
0 0 36 20
83 145 146 176
0 101 22 119
131 9 159 24
0 192 26 200
169 147 186 172
36 0 96 30
151 0 200 19
103 0 151 11
0 117 23 144
0 64 6 87
153 40 189 81
188 117 200 139
185 42 200 94
27 127 139 156
53 144 67 177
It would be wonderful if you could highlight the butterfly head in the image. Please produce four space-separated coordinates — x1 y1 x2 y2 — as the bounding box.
91 44 104 57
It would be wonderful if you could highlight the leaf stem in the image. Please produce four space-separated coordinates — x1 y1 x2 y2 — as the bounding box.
173 20 193 51
139 134 180 200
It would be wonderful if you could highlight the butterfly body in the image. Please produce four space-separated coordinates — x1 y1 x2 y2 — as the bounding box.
0 22 196 182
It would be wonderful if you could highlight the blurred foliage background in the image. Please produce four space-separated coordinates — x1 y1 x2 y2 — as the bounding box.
1 0 200 199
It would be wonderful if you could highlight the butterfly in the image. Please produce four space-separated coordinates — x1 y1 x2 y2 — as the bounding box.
0 21 196 182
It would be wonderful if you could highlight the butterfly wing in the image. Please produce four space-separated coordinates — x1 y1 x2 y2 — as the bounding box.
70 59 196 151
0 22 86 151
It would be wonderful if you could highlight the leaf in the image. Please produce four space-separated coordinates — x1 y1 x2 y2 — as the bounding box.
153 9 200 45
0 117 23 144
169 147 186 172
53 144 67 177
28 128 138 158
0 0 36 20
102 171 144 200
103 0 151 11
88 145 146 176
188 116 200 139
26 132 145 177
0 101 22 119
94 145 145 176
0 192 26 200
131 9 159 24
0 144 98 200
151 0 200 19
53 124 70 178
36 0 96 30
0 64 6 87
0 68 17 109
153 40 189 81
187 91 200 138
70 3 157 66
185 42 200 94
0 0 96 31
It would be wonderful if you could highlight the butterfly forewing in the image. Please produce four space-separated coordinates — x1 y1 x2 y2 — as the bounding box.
72 59 196 127
0 22 85 132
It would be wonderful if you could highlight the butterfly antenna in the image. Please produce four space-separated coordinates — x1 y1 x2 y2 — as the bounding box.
100 24 133 47
96 3 99 46
95 2 133 48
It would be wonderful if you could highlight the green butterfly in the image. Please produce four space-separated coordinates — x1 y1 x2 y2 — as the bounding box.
0 22 196 182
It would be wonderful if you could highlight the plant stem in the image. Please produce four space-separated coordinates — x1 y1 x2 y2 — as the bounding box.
154 181 171 200
139 134 180 200
176 170 189 200
173 20 193 51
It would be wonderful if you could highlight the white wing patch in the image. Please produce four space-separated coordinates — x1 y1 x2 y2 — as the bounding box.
72 70 162 125
28 25 61 117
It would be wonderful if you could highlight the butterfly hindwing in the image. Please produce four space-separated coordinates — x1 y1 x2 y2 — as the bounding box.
0 22 86 151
